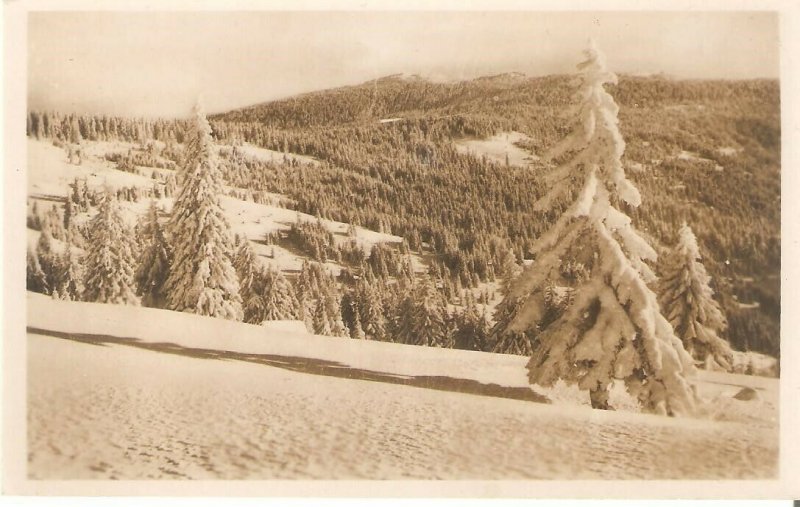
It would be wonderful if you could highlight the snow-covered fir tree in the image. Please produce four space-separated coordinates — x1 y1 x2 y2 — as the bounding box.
56 240 84 301
27 247 48 294
163 102 243 320
491 294 535 355
135 200 171 308
494 41 696 415
233 237 262 323
261 268 301 322
391 285 417 345
349 306 367 340
660 223 733 370
355 277 387 341
312 298 332 336
34 231 60 294
83 192 140 305
325 293 349 337
410 275 449 347
453 291 489 351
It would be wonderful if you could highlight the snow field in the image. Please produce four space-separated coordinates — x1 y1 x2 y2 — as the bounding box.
453 131 539 167
27 294 778 479
27 138 411 276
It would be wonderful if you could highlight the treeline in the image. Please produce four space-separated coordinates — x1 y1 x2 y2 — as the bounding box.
26 110 189 144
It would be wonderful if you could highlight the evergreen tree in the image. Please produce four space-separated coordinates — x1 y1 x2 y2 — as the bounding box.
35 231 60 293
83 193 139 305
350 306 366 339
63 198 74 230
356 278 387 341
164 102 243 320
261 268 301 322
410 276 447 347
233 238 261 322
392 288 417 345
454 291 488 351
56 241 84 301
312 298 332 335
26 247 48 294
495 41 696 415
660 223 733 369
135 200 172 308
497 247 521 298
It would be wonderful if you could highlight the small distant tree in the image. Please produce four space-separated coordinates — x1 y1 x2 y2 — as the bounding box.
312 298 332 336
261 268 301 322
55 241 84 301
660 223 733 370
83 193 139 305
410 276 448 347
26 248 48 294
453 291 489 351
350 307 366 339
35 231 60 293
67 117 83 165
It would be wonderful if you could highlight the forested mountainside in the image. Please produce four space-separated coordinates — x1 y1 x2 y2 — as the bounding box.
210 74 780 357
26 73 780 357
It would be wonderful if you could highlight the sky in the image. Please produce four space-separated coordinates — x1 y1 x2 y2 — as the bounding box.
27 11 779 118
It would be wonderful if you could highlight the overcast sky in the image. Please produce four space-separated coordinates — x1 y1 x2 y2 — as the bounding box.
28 11 779 118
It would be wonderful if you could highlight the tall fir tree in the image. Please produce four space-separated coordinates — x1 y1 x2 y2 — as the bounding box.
135 200 172 308
493 41 696 415
660 223 733 370
164 102 243 320
83 193 140 305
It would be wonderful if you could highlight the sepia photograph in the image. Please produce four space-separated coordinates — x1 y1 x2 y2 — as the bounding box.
3 0 800 499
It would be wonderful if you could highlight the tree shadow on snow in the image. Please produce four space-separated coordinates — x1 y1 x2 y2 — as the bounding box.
27 327 550 405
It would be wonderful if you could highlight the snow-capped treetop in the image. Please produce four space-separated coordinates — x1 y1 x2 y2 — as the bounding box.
674 222 702 261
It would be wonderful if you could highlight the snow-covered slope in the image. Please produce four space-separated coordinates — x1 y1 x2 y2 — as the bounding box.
27 294 778 479
454 131 539 167
27 139 153 198
26 139 411 275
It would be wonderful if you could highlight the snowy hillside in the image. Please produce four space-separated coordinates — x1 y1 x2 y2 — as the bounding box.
26 138 410 276
27 293 777 479
454 131 539 167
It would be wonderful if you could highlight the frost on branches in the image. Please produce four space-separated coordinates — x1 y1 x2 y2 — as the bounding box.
135 200 172 308
660 223 733 370
499 41 696 416
164 102 243 321
83 193 140 306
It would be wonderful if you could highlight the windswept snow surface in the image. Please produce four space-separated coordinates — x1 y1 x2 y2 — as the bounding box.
27 294 777 479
